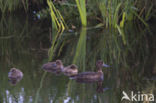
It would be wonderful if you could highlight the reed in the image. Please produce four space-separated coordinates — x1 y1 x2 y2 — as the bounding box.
0 0 30 13
75 0 87 26
47 0 66 31
97 0 151 28
0 0 154 29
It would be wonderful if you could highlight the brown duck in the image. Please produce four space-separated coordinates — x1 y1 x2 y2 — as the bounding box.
62 64 78 76
71 60 109 83
8 68 23 85
42 60 64 73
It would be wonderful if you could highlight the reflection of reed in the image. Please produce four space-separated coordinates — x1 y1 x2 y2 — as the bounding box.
65 28 87 101
0 15 29 68
34 16 65 102
73 27 86 71
34 72 47 103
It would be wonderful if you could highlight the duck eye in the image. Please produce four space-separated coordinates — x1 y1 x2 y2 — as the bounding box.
71 65 76 69
12 69 15 72
56 61 61 65
70 66 74 68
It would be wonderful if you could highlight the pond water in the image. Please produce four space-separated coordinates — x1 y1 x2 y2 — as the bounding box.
0 14 156 103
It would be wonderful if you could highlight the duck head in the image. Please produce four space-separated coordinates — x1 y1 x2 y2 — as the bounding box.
8 68 20 77
63 64 78 76
56 60 64 70
9 68 16 73
96 60 110 69
8 68 23 85
69 64 78 70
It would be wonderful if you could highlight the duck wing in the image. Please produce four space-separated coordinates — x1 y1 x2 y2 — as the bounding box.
42 62 57 71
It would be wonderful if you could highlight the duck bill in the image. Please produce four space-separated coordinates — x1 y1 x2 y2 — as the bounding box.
103 64 110 67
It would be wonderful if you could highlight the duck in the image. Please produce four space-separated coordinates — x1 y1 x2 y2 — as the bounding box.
62 64 78 76
42 60 64 73
70 60 109 83
8 68 23 84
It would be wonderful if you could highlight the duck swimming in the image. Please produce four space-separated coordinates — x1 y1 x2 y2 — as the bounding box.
42 60 64 73
8 68 23 85
62 64 78 76
71 60 109 83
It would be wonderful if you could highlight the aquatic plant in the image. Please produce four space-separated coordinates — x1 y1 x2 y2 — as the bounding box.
75 0 87 26
0 0 154 29
0 0 31 13
47 0 66 31
97 0 150 28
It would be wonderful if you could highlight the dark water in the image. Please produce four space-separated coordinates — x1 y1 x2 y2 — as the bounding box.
0 14 156 103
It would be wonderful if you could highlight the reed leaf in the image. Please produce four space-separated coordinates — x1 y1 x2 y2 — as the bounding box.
133 10 149 27
75 0 87 26
113 3 121 28
120 12 126 28
47 0 66 31
116 24 126 45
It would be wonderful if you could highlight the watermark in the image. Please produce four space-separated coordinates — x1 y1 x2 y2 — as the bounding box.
121 91 154 102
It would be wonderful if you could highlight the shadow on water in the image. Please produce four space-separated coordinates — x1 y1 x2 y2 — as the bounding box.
0 14 156 103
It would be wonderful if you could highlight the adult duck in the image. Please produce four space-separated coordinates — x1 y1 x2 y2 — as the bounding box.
71 60 109 83
42 60 64 73
62 64 78 76
8 68 23 84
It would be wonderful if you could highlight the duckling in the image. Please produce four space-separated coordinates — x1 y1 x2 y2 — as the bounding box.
42 60 63 73
8 68 23 84
71 60 109 83
62 64 78 76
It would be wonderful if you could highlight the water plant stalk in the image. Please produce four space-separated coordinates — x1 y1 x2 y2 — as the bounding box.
75 0 87 26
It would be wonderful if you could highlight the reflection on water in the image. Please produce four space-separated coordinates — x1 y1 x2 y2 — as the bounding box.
0 14 156 103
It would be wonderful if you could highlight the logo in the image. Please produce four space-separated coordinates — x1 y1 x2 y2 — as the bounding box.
121 91 154 102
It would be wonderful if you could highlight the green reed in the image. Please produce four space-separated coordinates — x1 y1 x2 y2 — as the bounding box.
0 0 154 29
97 0 150 28
75 0 87 26
47 0 66 31
0 0 30 13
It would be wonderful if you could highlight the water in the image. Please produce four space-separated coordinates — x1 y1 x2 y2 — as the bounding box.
0 14 156 103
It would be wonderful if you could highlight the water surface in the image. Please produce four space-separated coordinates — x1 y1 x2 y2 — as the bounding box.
0 14 156 103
